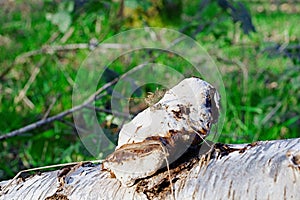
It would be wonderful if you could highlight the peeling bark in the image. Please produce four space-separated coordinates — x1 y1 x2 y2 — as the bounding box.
1 138 300 200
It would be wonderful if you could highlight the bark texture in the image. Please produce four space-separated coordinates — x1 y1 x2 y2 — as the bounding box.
1 138 300 200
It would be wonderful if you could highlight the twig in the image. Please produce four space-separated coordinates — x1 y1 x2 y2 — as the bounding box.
22 96 35 110
42 96 59 120
0 65 14 80
15 43 130 64
0 64 147 141
261 102 282 125
58 118 89 134
14 58 45 105
0 81 116 141
15 44 88 63
60 27 75 43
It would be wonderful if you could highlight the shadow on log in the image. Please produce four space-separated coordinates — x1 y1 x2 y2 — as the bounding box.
1 138 300 200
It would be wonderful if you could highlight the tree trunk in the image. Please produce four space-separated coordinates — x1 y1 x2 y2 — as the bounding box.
1 138 300 200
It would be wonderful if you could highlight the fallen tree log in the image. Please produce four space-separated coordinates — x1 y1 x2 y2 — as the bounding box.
1 78 299 199
0 138 300 200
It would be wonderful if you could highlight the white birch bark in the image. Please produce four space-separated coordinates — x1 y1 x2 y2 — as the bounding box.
1 138 300 200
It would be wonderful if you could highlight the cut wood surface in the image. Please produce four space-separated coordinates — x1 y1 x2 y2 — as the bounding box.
1 138 300 200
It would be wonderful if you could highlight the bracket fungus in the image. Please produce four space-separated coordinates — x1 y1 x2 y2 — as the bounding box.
103 77 221 186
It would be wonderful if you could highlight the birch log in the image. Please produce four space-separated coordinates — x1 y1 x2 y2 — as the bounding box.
1 77 300 200
0 138 300 200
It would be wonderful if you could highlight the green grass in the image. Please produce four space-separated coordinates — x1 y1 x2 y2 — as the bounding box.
0 1 299 180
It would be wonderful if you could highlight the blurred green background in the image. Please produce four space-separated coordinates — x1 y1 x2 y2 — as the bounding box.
0 0 299 181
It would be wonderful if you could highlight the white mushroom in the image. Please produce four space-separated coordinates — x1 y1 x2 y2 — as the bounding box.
117 77 220 148
103 77 220 186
